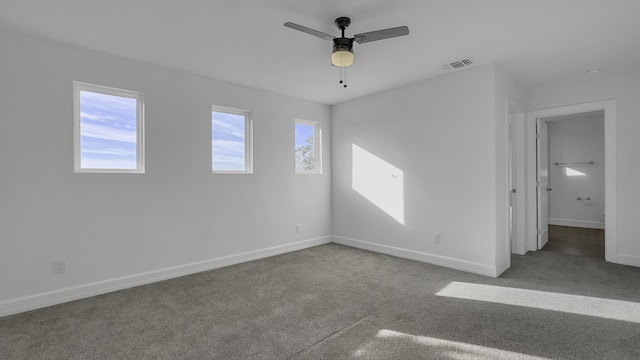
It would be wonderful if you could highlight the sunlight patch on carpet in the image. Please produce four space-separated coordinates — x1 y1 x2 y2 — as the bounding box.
352 329 551 359
437 282 640 323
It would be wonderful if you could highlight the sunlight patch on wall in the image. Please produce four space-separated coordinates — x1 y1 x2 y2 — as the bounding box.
352 144 404 225
352 329 550 359
565 167 587 176
437 282 640 323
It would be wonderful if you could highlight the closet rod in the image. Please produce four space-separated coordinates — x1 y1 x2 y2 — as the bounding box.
553 161 594 166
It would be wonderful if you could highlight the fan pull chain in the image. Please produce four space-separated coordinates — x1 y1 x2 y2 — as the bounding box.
338 67 348 88
344 67 347 88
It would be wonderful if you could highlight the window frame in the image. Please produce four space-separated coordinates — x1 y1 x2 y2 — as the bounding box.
295 119 322 174
211 105 253 174
73 81 145 173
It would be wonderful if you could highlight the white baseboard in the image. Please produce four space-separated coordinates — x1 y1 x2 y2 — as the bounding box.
332 235 498 277
549 218 604 229
614 254 640 268
0 236 331 318
495 258 511 277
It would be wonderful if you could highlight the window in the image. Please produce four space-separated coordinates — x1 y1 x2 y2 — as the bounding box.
295 120 321 174
212 106 253 173
73 82 144 173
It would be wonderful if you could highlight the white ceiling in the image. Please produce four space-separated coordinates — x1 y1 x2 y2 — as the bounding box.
1 0 639 105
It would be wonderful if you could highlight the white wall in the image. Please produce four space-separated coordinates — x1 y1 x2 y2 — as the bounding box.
528 74 640 267
0 29 332 315
547 114 605 228
495 67 528 272
331 64 523 277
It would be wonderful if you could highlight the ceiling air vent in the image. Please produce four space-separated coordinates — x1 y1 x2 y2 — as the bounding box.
441 57 476 71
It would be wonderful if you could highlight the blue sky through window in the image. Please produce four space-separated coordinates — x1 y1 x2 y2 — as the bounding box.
80 91 138 169
295 123 314 148
295 122 319 173
212 111 246 171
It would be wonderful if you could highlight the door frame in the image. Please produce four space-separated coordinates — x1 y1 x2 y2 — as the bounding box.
524 99 617 262
507 96 526 255
536 118 549 250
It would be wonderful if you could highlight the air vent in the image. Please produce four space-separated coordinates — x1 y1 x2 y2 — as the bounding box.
441 57 476 71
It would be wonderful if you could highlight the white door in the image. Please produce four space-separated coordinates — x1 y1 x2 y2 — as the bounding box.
508 118 515 252
536 119 549 249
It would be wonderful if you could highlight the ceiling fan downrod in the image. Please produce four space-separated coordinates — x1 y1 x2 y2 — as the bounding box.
335 17 351 37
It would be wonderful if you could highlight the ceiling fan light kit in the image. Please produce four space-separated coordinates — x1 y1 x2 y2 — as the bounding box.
284 16 409 87
331 38 354 67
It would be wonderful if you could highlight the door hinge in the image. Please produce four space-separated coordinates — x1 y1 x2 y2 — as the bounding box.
536 133 541 140
537 228 542 235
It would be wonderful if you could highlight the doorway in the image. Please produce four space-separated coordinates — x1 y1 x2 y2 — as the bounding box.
520 100 617 263
538 111 605 259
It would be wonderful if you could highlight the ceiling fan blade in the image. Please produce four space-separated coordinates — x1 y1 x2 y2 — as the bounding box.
284 22 335 40
353 26 409 44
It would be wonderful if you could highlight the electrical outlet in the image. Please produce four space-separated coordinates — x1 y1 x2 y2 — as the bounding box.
433 233 441 244
296 224 301 233
53 259 67 274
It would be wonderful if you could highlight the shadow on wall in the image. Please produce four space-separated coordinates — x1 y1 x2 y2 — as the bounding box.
351 144 404 225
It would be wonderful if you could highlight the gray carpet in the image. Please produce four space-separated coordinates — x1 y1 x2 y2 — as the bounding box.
2 243 640 359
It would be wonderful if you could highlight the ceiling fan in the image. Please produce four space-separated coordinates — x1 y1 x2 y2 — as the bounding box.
284 17 409 70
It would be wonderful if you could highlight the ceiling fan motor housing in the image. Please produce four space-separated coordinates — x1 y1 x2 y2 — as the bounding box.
333 37 354 52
